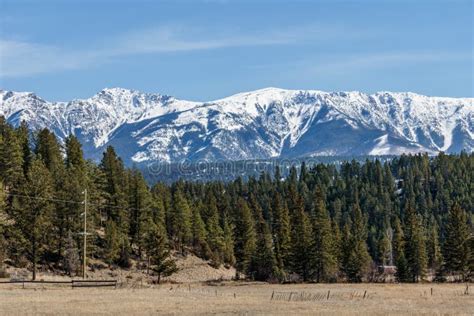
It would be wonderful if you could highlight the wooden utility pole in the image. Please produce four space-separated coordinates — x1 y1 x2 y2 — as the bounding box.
83 189 87 279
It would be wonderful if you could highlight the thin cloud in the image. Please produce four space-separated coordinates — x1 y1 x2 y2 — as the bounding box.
312 52 473 73
0 24 316 78
0 23 376 78
252 51 472 78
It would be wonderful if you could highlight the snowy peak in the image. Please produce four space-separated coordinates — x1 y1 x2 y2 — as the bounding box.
0 87 472 164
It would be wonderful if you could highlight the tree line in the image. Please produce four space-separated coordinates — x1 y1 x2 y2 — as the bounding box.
0 118 472 282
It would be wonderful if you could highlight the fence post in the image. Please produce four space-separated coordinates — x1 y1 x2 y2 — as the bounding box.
327 290 330 300
363 290 367 299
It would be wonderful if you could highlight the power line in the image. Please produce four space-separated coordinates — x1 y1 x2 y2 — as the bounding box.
5 192 83 205
4 192 150 212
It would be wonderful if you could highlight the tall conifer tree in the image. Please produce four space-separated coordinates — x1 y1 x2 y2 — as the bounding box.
443 204 471 280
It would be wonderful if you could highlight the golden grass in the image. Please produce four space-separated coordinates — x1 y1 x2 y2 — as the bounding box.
0 283 472 315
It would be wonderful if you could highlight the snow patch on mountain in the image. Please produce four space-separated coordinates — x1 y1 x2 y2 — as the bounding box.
1 87 472 164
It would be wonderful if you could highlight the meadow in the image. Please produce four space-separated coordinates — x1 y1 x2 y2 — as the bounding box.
0 283 472 315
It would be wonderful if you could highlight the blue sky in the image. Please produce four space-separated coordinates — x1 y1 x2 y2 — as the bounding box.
0 0 472 101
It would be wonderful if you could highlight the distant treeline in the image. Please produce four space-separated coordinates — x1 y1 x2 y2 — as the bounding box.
0 117 472 283
140 155 397 183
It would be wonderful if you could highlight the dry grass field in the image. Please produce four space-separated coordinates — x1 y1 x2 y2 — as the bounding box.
0 282 473 315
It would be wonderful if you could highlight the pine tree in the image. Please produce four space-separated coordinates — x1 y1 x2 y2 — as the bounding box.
100 146 129 225
65 135 86 171
100 146 130 266
331 218 343 271
16 121 32 176
56 137 87 264
311 187 337 282
404 201 427 282
63 231 80 276
250 213 279 281
128 169 153 255
341 203 372 282
171 189 192 253
0 181 9 231
204 195 225 265
378 229 392 266
221 213 236 266
468 236 474 281
233 198 256 278
289 195 313 281
272 192 291 272
191 203 211 259
34 128 65 178
18 158 54 280
0 127 25 189
0 182 11 274
426 220 443 274
393 217 409 282
104 220 120 265
443 203 471 280
144 223 177 283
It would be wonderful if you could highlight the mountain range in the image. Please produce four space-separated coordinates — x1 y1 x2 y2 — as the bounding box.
1 87 472 165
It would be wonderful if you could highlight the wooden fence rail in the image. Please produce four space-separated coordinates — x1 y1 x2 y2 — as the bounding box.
0 279 117 289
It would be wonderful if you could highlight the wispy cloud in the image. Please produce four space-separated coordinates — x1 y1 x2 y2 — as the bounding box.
0 40 100 77
248 51 473 77
0 23 335 78
310 52 473 74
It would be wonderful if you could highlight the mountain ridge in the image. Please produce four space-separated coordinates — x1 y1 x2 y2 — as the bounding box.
1 87 473 164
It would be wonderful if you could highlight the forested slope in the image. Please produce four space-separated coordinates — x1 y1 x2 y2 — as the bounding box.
0 118 472 282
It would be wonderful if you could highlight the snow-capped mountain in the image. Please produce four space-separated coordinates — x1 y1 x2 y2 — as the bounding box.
1 87 472 164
